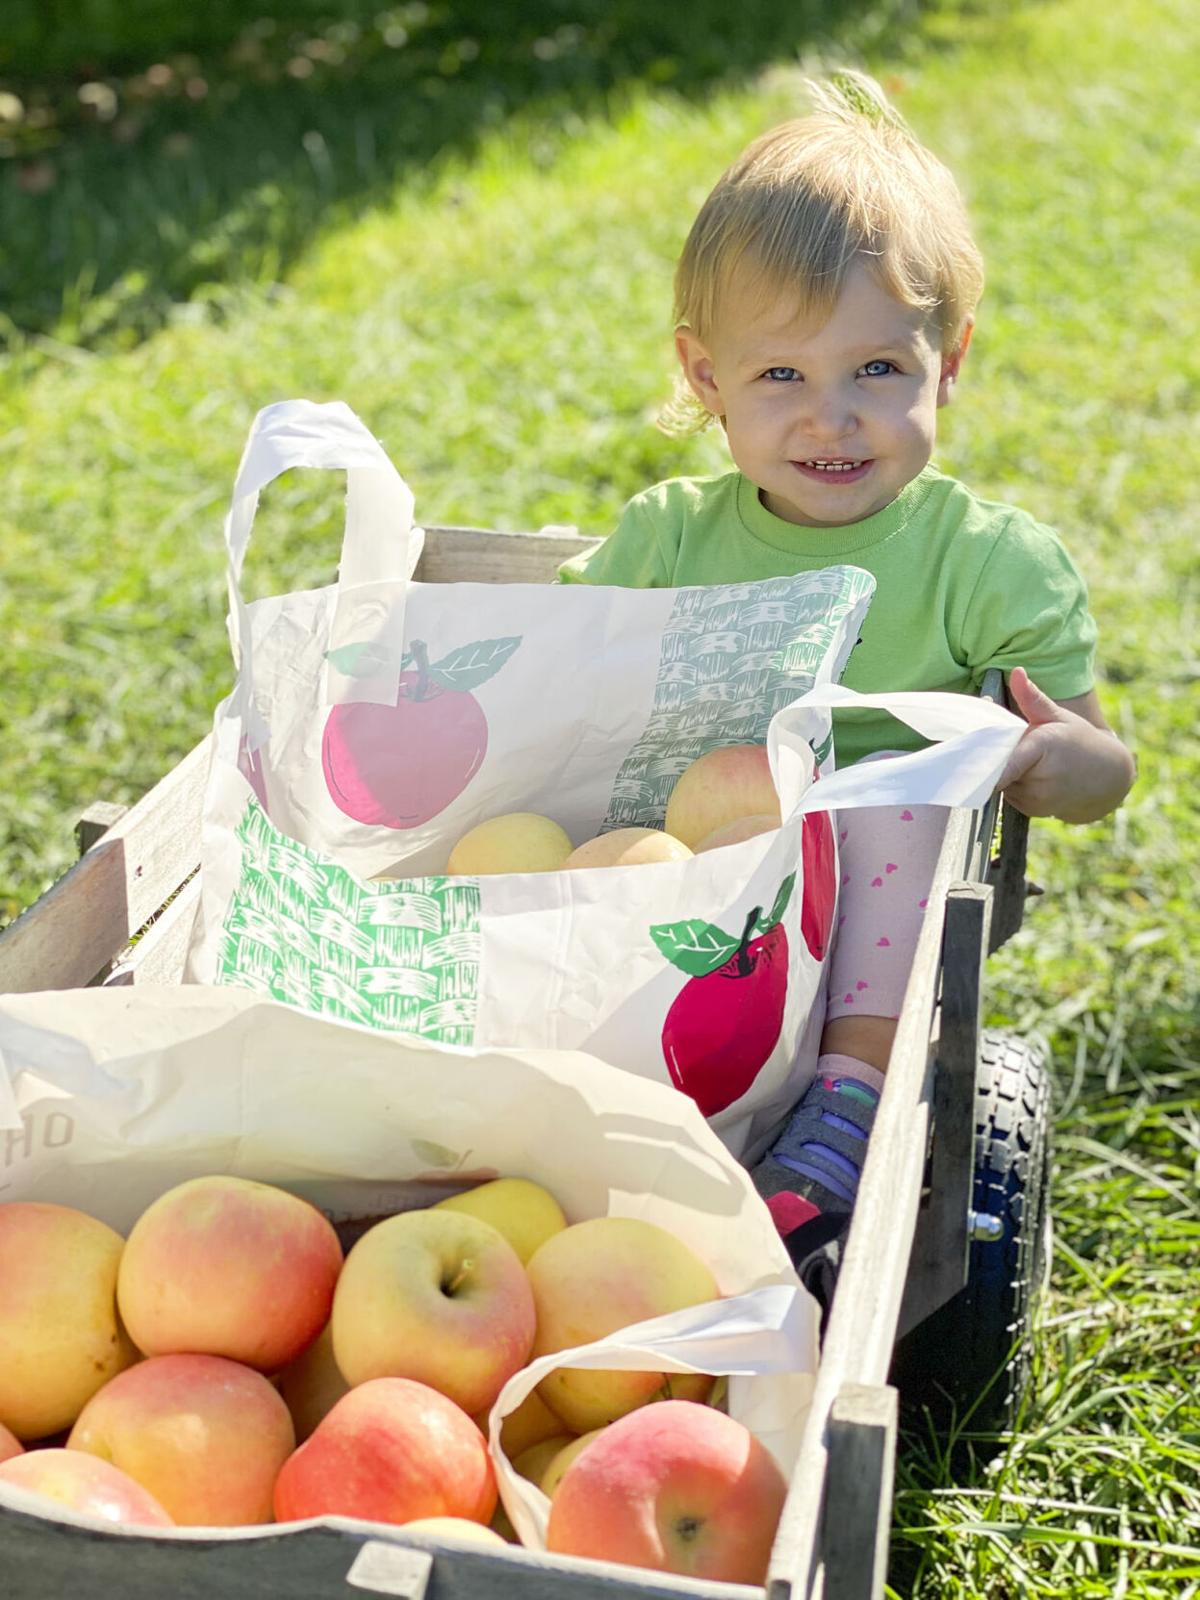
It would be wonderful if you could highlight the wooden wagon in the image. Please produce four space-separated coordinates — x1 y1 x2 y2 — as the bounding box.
0 524 1049 1600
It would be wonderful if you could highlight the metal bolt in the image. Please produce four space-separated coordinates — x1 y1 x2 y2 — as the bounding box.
968 1210 1005 1242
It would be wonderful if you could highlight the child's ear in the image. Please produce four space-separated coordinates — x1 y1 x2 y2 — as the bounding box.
675 328 723 416
936 316 974 407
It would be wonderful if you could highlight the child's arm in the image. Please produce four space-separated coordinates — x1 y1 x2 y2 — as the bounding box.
998 666 1136 824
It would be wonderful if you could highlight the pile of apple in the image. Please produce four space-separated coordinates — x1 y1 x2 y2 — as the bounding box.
442 742 782 874
0 1174 788 1585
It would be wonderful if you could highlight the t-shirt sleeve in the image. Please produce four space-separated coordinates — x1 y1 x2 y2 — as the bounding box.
557 488 674 587
960 515 1097 699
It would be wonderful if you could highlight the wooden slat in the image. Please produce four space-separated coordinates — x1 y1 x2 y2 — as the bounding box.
0 1496 768 1599
0 736 211 994
767 806 977 1600
896 883 992 1338
413 525 599 585
822 1385 898 1600
104 874 202 988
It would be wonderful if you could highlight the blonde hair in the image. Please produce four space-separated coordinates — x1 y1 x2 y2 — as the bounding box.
660 71 984 434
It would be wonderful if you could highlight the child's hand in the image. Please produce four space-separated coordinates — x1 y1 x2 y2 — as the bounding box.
998 667 1136 824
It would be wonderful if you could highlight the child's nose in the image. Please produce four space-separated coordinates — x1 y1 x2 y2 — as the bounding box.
797 389 856 442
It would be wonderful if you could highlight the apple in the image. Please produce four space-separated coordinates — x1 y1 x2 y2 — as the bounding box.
664 744 780 850
693 813 780 852
331 1209 536 1415
434 1177 567 1265
117 1175 343 1374
652 874 794 1118
564 828 693 869
526 1217 718 1433
478 1385 568 1459
0 1200 138 1441
67 1352 294 1526
0 1422 25 1465
322 635 519 829
546 1400 787 1584
0 1448 174 1528
511 1433 577 1485
540 1427 604 1497
446 813 574 874
273 1378 496 1527
800 810 837 961
275 1322 350 1443
401 1516 508 1546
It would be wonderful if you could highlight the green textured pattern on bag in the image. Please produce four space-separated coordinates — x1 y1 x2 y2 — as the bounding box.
215 802 481 1043
603 567 873 830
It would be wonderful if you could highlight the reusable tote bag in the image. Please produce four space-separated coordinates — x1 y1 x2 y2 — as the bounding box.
0 983 818 1538
187 401 1028 1162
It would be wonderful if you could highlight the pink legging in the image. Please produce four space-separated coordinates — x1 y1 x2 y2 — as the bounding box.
825 761 949 1024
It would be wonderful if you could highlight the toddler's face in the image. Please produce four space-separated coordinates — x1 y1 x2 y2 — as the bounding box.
677 260 968 527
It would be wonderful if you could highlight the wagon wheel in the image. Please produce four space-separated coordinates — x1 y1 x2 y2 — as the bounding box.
890 1029 1052 1444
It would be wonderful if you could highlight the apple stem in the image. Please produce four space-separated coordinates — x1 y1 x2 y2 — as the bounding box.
409 638 435 701
442 1258 473 1296
737 906 762 975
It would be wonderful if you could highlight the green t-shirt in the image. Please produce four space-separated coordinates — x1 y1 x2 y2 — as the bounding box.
559 465 1097 768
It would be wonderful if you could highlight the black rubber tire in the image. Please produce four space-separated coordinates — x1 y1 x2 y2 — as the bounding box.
889 1029 1051 1439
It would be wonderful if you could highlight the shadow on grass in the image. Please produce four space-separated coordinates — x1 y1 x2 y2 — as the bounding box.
1 0 927 353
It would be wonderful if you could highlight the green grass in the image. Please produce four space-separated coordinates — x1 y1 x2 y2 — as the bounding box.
2 0 1198 1593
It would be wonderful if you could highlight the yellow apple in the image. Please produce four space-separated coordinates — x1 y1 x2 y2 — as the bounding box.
0 1201 138 1440
402 1516 509 1546
511 1432 577 1484
526 1217 719 1432
474 1385 568 1458
435 1177 567 1265
275 1322 350 1443
540 1427 605 1497
693 813 780 852
564 828 692 869
331 1209 536 1414
664 745 780 849
547 1400 787 1584
447 813 574 874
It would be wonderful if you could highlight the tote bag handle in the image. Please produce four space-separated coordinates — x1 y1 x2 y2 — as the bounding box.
224 399 416 741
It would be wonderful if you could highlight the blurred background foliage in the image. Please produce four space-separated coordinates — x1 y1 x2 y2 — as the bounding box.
0 0 999 352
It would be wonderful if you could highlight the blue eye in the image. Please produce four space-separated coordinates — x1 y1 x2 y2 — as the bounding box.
860 360 897 377
764 366 799 382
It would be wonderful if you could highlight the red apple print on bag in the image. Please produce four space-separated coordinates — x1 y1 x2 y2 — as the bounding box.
321 635 520 828
800 811 837 961
651 875 794 1118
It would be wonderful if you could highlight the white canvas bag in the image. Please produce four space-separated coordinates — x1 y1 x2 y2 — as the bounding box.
186 401 1027 1162
0 984 817 1539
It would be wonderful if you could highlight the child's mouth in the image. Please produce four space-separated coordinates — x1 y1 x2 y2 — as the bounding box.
792 458 872 483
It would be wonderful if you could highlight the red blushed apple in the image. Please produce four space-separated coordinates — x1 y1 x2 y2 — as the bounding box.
273 1378 496 1527
0 1422 25 1464
546 1400 788 1585
0 1449 174 1529
67 1352 294 1526
800 811 837 961
661 913 789 1119
117 1175 343 1374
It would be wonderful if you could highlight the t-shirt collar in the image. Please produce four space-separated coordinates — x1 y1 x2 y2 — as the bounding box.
736 465 938 555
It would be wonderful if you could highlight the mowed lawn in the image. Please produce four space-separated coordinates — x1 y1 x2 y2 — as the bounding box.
1 0 1197 1593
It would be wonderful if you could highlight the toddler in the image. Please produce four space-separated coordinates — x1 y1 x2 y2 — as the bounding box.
559 73 1134 1271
